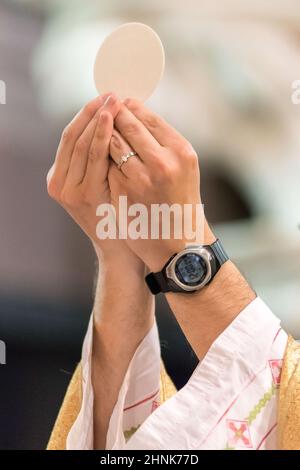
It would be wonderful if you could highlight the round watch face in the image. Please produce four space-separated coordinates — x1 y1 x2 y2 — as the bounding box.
174 253 208 287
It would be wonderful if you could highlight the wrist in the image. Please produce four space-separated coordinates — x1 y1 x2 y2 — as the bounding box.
168 260 256 311
94 312 154 360
93 241 146 275
93 245 154 349
164 261 256 359
94 294 154 365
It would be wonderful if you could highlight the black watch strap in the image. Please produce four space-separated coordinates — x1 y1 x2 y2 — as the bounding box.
145 269 172 295
209 239 229 269
145 239 229 295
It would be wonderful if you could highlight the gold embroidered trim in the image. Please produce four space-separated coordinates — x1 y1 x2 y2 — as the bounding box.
160 361 177 404
278 335 300 450
47 363 82 450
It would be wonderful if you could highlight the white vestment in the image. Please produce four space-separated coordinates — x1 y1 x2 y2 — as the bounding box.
67 297 287 450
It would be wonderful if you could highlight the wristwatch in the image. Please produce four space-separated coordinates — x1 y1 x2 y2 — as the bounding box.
145 239 229 294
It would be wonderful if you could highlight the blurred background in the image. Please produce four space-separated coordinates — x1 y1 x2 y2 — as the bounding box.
1 0 300 449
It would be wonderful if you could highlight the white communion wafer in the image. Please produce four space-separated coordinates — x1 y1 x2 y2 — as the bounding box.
94 22 165 102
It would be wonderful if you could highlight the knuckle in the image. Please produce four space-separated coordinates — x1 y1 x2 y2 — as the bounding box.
61 125 73 144
47 177 59 200
61 188 75 207
154 157 174 177
180 143 198 164
75 137 89 154
145 149 161 164
152 167 165 183
123 122 140 136
160 163 178 183
153 158 166 175
161 166 175 182
143 114 160 130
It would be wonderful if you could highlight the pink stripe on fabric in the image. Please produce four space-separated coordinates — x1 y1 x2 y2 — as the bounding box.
124 389 160 412
256 422 277 450
272 328 282 344
200 366 267 447
200 327 282 447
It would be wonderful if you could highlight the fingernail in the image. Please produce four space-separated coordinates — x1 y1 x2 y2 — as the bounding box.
104 93 117 107
100 92 111 103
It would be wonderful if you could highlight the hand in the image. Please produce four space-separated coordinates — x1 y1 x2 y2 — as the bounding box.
108 100 255 363
46 93 145 269
108 99 215 272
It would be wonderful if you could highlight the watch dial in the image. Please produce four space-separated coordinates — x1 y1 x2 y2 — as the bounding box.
175 253 207 286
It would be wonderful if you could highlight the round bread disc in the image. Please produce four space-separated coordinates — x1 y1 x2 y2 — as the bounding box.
93 22 165 102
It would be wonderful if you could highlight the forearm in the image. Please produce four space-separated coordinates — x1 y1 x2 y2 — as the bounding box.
166 260 256 360
92 250 154 449
141 220 256 361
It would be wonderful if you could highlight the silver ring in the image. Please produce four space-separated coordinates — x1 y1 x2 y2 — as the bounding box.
117 151 138 170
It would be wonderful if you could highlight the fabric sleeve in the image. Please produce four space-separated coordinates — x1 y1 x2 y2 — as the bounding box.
125 297 288 450
67 297 289 450
66 313 161 450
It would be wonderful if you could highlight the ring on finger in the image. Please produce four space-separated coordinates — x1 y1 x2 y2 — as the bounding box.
117 151 138 170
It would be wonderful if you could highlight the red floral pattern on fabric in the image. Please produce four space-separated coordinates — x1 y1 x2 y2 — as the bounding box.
268 359 283 386
226 419 253 448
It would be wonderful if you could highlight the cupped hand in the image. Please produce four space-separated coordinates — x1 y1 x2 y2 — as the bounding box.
47 94 146 268
108 99 215 272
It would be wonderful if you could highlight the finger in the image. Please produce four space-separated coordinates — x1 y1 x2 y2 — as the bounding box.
83 111 113 190
64 112 99 186
53 93 111 187
109 129 144 178
114 104 161 162
46 164 55 186
123 98 187 148
108 160 128 199
66 94 120 186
